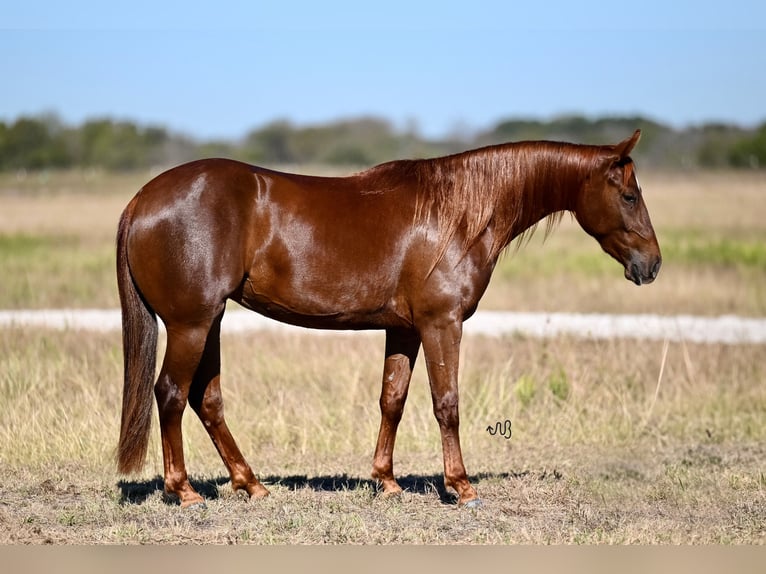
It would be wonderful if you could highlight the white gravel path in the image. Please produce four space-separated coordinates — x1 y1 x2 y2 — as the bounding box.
1 308 765 345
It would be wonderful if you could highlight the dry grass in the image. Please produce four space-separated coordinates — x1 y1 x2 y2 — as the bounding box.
1 327 764 544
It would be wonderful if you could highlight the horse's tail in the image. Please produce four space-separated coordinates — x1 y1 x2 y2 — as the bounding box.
116 196 158 475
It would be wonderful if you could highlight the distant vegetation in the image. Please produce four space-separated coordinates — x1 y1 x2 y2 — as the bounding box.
1 112 765 171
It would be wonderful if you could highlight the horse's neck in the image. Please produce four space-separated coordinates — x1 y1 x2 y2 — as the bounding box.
490 144 591 249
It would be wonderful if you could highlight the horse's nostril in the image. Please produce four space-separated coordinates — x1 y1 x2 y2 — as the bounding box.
651 258 662 279
630 263 642 285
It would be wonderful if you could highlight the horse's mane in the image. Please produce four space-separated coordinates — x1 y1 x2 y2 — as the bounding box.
362 141 608 268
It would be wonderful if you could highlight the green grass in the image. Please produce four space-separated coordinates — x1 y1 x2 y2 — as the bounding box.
661 230 766 269
0 233 116 308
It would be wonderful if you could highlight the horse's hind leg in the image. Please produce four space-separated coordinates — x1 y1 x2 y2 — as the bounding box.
155 321 213 507
188 313 269 500
371 328 420 495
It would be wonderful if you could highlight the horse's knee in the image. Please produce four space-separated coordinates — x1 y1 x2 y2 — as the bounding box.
432 390 459 428
379 390 406 417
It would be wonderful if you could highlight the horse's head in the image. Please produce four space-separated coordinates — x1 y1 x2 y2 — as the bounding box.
575 130 662 285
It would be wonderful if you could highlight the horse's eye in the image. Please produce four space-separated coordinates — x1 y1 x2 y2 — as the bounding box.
622 193 638 205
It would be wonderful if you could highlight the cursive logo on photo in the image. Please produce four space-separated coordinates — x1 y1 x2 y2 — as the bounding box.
486 419 512 440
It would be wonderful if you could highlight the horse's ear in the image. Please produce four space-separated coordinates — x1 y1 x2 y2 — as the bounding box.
614 129 641 158
598 130 641 185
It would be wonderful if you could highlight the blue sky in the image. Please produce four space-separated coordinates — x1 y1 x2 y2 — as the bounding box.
2 1 766 139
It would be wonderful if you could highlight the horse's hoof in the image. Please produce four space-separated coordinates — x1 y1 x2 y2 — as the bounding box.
462 498 483 509
247 484 271 500
183 500 208 510
379 489 404 501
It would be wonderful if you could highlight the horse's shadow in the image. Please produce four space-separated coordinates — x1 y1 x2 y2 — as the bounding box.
117 471 524 507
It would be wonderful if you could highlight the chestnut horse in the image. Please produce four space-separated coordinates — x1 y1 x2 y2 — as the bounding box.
116 130 661 508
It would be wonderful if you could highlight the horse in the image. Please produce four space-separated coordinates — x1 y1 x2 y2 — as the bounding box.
116 129 661 508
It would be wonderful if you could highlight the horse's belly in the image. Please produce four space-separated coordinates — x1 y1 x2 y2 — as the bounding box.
236 273 409 331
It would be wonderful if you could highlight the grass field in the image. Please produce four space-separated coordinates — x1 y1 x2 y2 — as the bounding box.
1 328 764 543
0 168 765 544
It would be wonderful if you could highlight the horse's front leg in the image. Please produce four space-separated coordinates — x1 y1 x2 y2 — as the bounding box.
371 328 421 495
420 318 481 507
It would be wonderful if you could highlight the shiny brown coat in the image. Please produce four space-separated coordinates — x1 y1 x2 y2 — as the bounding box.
116 130 661 507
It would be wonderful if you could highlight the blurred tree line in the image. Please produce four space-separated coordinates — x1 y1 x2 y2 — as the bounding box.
1 112 765 172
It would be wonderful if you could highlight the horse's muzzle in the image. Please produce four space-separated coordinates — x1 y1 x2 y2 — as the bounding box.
626 257 662 286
